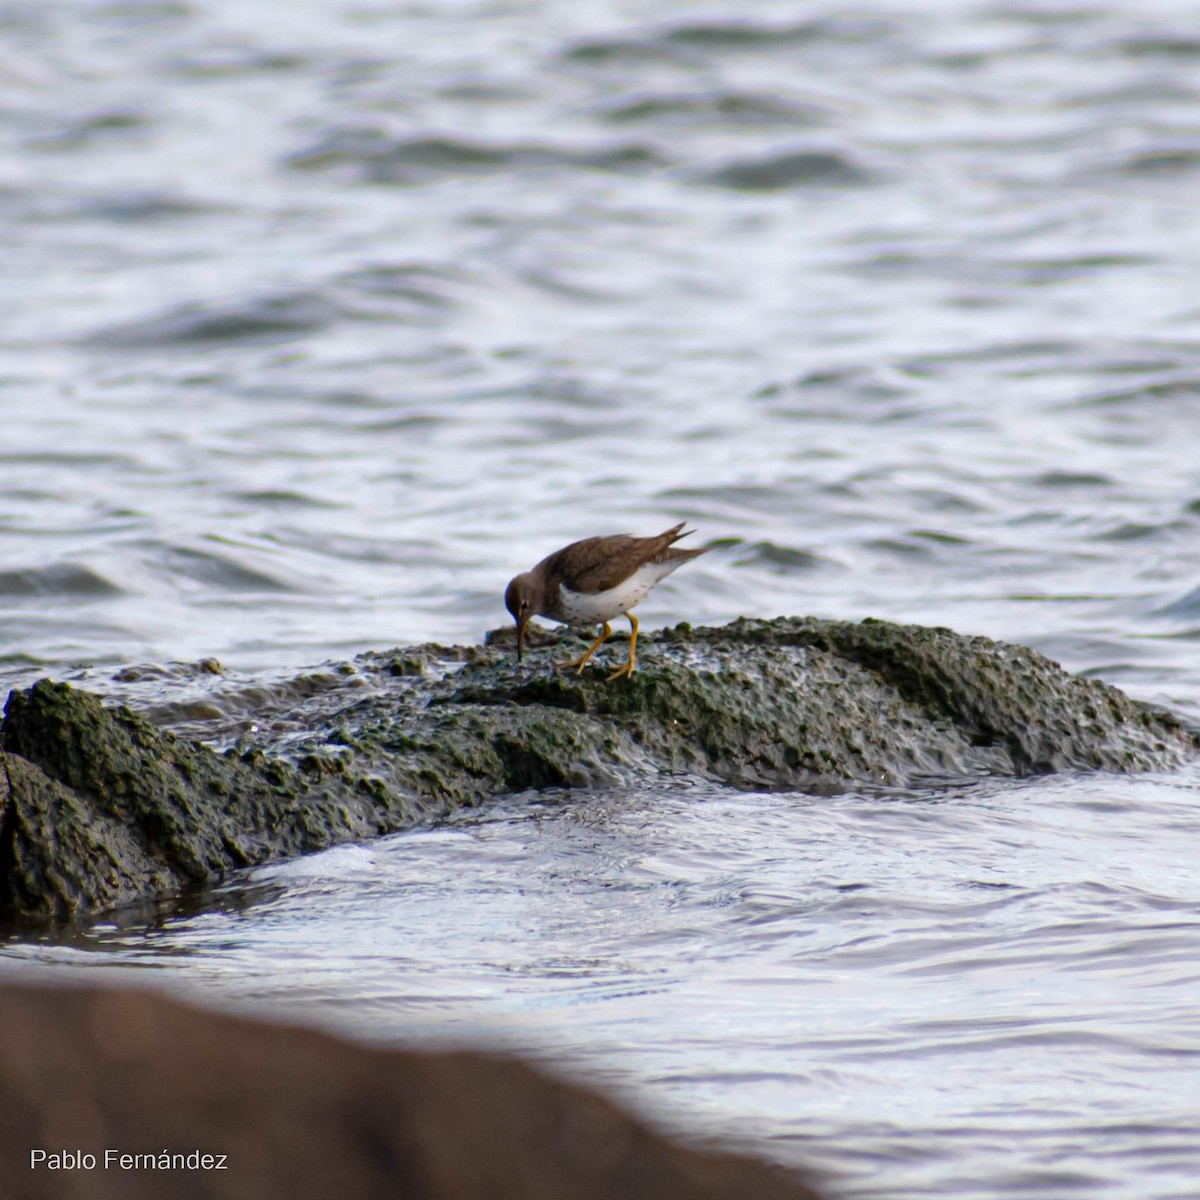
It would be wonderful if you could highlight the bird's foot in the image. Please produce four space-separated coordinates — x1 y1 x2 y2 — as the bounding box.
555 654 595 674
555 622 611 675
606 658 635 681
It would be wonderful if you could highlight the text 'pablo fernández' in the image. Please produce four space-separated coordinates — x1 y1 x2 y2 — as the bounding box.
30 1150 228 1171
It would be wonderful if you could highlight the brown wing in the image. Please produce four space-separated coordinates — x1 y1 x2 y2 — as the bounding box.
543 523 705 593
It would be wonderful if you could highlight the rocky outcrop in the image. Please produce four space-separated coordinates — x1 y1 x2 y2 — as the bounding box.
1 617 1192 922
0 981 826 1200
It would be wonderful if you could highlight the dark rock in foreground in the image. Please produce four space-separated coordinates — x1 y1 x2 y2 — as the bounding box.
0 981 825 1200
1 617 1193 922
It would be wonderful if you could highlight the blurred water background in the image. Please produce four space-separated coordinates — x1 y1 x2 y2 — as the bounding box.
3 1 1200 1197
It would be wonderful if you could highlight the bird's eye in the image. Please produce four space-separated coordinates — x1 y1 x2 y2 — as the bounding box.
521 601 529 613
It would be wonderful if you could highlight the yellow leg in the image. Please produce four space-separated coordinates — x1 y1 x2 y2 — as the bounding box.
556 621 611 674
607 613 639 680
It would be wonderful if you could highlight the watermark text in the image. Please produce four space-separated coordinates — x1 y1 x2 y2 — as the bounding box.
31 1150 227 1171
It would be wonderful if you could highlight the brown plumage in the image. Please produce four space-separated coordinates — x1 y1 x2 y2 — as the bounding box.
504 522 708 678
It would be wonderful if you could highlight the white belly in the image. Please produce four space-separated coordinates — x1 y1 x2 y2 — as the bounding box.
556 560 684 626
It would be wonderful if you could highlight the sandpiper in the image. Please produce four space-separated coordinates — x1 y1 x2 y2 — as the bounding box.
504 522 709 679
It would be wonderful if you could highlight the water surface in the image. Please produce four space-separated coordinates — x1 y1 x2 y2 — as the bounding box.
3 2 1200 1197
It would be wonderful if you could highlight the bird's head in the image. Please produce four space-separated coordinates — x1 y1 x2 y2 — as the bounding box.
504 572 540 662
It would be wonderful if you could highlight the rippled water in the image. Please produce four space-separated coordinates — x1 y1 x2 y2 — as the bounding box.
4 1 1200 1197
11 772 1200 1199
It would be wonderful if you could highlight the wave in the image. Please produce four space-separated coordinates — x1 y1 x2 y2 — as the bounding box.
82 290 340 349
695 147 878 190
287 129 666 183
0 563 123 598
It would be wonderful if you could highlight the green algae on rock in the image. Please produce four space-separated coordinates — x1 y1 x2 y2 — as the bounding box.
0 680 417 921
1 617 1194 922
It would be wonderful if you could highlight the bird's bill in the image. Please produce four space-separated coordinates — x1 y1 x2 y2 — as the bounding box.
515 615 528 661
